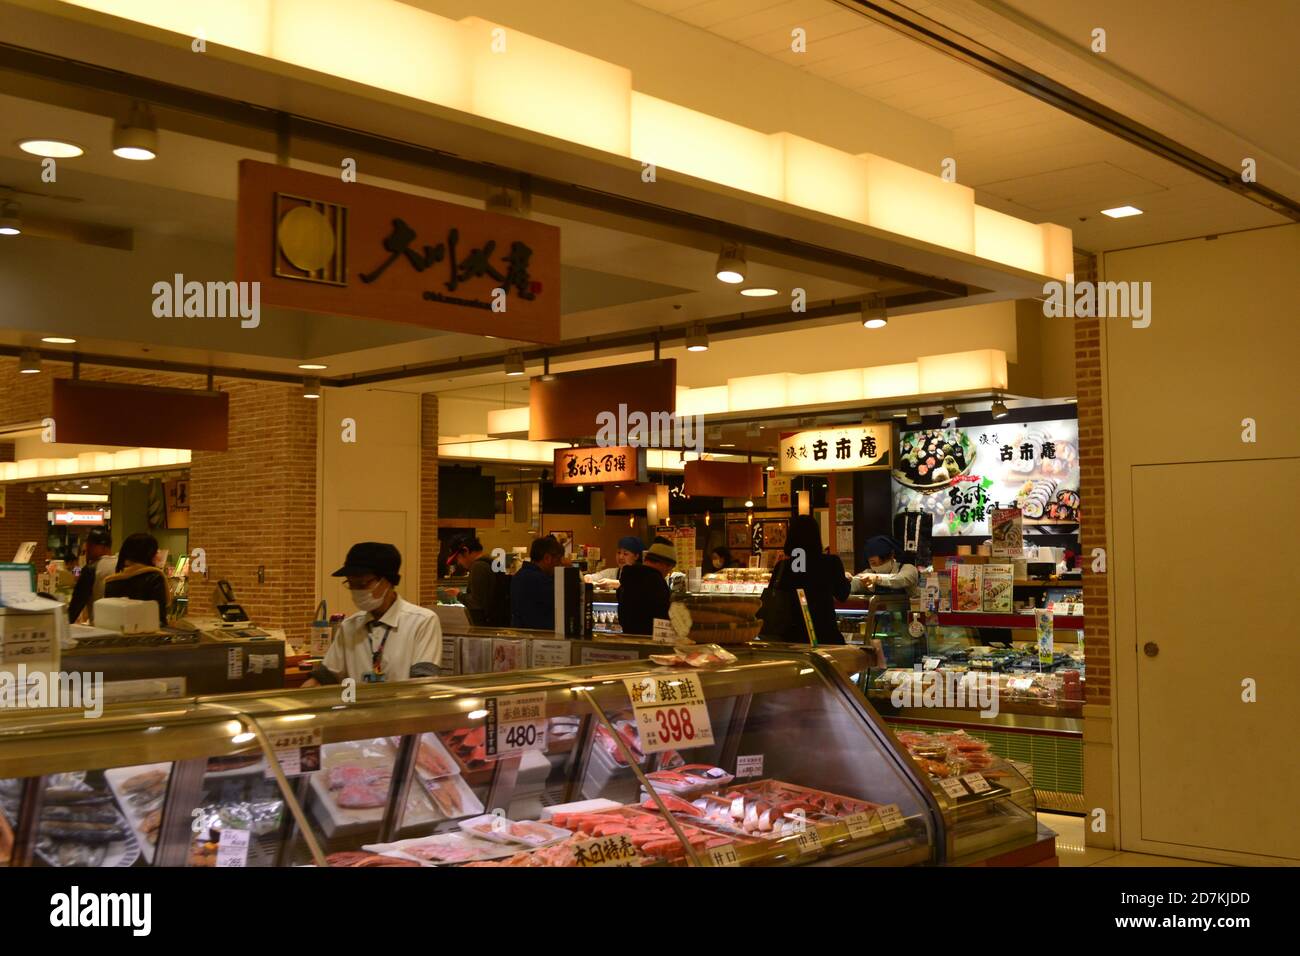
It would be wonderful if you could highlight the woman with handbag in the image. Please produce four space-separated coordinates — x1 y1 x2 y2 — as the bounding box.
756 515 849 645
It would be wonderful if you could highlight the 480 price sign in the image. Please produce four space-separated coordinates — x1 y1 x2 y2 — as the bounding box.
623 675 715 755
484 692 548 757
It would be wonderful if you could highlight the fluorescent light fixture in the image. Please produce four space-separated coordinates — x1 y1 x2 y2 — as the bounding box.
298 362 328 370
715 243 746 284
685 323 709 352
111 102 158 160
302 376 322 399
19 350 40 374
719 443 735 448
40 336 77 345
468 709 488 720
991 397 1009 419
941 403 960 426
1101 205 1143 219
505 350 526 376
740 287 778 297
18 139 83 158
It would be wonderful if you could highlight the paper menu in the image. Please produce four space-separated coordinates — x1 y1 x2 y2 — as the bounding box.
980 565 1014 613
955 566 981 612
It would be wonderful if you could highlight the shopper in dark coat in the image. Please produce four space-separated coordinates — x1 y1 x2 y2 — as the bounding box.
102 532 170 627
758 515 849 645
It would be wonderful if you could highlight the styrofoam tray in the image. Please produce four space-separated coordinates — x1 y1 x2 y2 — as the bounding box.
103 763 172 864
458 814 571 847
363 832 516 866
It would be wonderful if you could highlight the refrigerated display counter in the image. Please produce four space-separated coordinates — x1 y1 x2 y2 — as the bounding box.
0 645 1049 867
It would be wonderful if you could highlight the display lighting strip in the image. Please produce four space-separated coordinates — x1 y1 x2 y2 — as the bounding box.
57 0 1070 278
437 438 693 469
485 349 1008 435
0 447 191 483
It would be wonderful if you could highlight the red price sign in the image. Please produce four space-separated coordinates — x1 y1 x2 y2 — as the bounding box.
623 676 714 755
653 705 698 744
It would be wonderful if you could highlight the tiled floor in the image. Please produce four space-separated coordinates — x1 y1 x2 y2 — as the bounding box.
1038 813 1224 867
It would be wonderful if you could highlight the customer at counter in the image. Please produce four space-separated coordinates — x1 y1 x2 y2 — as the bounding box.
853 535 920 598
102 533 169 626
617 541 674 635
757 516 849 645
510 535 565 629
306 542 441 685
447 535 497 626
586 535 643 588
67 528 113 624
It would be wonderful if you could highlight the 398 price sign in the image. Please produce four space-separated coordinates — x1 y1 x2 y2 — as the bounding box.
623 676 714 755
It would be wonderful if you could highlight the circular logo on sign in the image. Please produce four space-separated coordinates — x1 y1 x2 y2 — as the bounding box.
277 205 336 272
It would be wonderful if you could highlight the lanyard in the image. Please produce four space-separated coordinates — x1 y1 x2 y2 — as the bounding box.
367 622 392 675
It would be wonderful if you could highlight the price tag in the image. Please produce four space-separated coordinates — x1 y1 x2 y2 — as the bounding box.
922 657 941 670
651 618 677 643
735 754 764 778
794 824 823 855
571 836 642 867
877 804 906 831
226 648 242 680
707 843 740 867
939 777 968 799
485 692 548 758
623 675 715 755
962 772 992 794
266 728 322 779
843 811 883 840
216 828 250 867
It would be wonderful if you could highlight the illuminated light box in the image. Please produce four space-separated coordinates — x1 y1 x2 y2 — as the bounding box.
788 369 864 406
55 458 79 475
271 0 469 111
859 153 975 254
975 205 1046 275
16 461 38 479
0 463 16 481
676 385 728 418
631 93 784 200
460 17 632 157
1041 223 1074 281
728 373 793 413
778 423 892 474
63 0 272 55
776 133 870 224
487 406 530 436
862 362 920 399
917 349 1008 393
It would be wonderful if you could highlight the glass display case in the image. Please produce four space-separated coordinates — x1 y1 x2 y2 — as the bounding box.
0 646 1047 867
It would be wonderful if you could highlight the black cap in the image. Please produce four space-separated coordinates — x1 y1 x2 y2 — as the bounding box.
86 529 113 547
332 542 402 585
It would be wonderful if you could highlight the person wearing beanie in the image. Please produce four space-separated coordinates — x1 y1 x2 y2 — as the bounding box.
305 541 441 686
854 534 919 598
616 541 675 636
587 535 644 589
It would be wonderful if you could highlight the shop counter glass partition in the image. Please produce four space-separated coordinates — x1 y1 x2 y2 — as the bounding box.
0 647 1036 867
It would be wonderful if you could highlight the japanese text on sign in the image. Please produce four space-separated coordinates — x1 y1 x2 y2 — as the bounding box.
571 836 642 867
779 424 892 474
484 691 548 757
623 675 715 754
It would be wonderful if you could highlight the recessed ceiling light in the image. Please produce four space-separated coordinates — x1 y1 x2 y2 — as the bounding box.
41 336 77 345
1101 205 1143 218
740 287 778 297
0 202 20 237
719 443 735 448
18 139 84 158
19 350 40 374
297 363 327 370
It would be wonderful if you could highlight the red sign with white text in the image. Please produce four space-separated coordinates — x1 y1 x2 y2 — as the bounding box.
52 511 105 525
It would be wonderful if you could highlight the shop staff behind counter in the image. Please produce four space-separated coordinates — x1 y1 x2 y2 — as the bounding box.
306 542 441 686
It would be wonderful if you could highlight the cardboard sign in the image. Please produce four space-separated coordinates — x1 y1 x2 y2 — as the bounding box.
623 674 714 754
237 160 560 343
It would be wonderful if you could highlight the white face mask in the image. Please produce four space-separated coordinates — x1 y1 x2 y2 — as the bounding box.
350 582 388 612
869 558 897 575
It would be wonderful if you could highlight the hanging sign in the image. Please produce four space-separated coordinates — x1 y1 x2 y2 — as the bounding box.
766 473 791 508
553 446 646 485
237 160 560 343
779 423 892 473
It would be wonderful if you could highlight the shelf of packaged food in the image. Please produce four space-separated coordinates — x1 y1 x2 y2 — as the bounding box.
936 613 1083 631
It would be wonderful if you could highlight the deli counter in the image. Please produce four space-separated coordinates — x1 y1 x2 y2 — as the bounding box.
0 644 1050 868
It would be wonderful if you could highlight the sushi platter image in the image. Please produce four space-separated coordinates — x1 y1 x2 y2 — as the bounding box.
893 429 975 490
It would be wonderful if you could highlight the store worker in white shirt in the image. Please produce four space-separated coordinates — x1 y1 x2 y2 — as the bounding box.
304 542 442 686
852 535 920 599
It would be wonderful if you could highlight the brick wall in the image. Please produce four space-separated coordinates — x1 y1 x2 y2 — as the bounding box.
1075 305 1110 706
0 358 318 644
418 392 439 607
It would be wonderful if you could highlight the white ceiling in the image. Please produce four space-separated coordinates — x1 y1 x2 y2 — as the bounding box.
631 0 1298 251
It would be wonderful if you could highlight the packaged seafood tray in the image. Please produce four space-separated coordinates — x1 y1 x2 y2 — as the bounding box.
682 780 883 841
458 813 571 847
551 805 744 864
546 715 582 755
387 732 458 780
580 738 642 805
0 772 142 868
104 763 172 864
461 835 588 867
643 763 735 797
363 831 517 866
189 797 285 867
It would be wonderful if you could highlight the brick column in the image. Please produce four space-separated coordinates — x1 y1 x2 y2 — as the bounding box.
418 392 439 607
1075 322 1110 704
